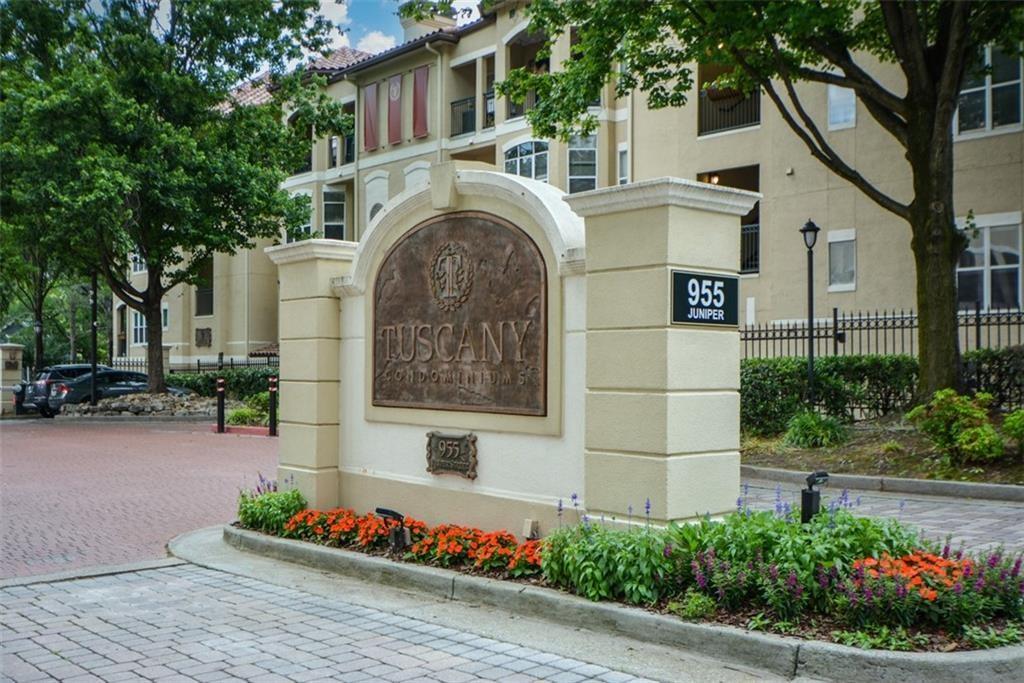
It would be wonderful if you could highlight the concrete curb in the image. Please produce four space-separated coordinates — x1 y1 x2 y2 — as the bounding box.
221 525 1024 682
0 558 185 588
742 465 1024 503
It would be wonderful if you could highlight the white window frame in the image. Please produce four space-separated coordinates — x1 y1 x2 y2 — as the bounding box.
131 310 147 346
503 140 549 182
131 249 146 274
827 84 856 131
328 136 339 168
322 188 346 241
955 211 1022 311
567 134 597 194
955 45 1023 140
617 142 629 185
827 229 857 292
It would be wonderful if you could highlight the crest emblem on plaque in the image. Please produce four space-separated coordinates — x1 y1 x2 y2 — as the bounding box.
389 80 401 100
430 242 474 312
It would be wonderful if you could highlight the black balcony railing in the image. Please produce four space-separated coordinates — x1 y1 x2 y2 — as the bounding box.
740 223 760 274
698 90 760 135
451 96 476 136
342 134 355 164
507 90 538 119
484 90 495 129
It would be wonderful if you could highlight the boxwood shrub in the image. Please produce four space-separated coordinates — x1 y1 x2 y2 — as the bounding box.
740 347 1022 436
168 366 278 399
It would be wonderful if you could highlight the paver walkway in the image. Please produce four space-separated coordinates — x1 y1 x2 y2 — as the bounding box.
0 564 672 683
0 419 277 579
742 478 1024 553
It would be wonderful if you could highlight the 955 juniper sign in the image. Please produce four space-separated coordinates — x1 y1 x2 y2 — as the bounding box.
671 270 739 327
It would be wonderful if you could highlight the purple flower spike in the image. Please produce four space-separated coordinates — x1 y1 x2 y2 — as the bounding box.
736 497 743 513
988 553 1001 569
1011 557 1022 578
769 564 779 581
974 577 986 591
663 544 673 558
942 543 951 559
953 582 964 595
645 497 652 517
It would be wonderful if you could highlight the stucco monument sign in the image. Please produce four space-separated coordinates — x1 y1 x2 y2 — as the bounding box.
373 212 546 416
267 165 759 534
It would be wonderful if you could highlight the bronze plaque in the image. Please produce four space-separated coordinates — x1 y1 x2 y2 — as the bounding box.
195 328 212 348
426 431 478 479
373 211 546 415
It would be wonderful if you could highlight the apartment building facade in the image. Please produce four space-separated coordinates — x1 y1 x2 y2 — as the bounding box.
113 1 1023 363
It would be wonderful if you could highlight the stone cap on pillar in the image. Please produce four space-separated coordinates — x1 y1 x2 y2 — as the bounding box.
265 239 358 266
564 177 761 218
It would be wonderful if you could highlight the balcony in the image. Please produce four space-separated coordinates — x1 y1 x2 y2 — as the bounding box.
699 89 760 136
451 96 476 136
507 90 538 120
740 223 760 274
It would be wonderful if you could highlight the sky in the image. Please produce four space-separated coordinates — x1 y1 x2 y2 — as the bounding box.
319 0 480 56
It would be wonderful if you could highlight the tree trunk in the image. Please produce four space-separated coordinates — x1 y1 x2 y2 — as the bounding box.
144 269 167 393
909 129 962 400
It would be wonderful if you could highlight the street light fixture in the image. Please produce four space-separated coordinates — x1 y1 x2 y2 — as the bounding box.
799 220 820 407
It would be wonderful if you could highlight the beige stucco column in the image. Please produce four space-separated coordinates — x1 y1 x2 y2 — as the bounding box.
265 239 355 508
0 343 25 417
566 178 760 523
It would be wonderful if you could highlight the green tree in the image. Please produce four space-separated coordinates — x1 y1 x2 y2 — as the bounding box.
2 0 350 392
411 0 1024 397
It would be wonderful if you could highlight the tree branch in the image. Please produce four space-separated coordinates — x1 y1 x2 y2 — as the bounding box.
792 65 909 147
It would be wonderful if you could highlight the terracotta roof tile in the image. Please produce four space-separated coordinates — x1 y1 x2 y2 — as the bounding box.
306 46 370 72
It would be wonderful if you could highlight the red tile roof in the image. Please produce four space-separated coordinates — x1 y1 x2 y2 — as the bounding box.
306 46 370 72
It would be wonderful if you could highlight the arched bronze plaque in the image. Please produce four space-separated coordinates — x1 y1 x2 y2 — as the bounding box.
373 211 547 416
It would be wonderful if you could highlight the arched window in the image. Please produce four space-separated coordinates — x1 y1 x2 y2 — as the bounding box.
369 202 384 221
503 141 548 182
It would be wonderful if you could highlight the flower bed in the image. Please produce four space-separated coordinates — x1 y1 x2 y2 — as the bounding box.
235 485 1022 652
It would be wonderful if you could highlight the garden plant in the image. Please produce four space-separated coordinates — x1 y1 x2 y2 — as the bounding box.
236 482 1024 652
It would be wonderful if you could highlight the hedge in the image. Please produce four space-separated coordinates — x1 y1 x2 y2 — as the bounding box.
167 366 278 400
740 346 1022 435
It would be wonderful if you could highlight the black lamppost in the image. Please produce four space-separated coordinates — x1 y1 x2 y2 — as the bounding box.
799 220 820 408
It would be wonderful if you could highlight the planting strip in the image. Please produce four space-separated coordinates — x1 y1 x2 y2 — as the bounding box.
219 525 1024 682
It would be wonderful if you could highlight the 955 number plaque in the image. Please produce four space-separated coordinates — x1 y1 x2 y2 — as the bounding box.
426 431 478 480
671 270 739 327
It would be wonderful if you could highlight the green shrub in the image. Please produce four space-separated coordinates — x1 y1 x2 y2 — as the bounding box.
831 625 929 651
245 391 271 413
783 411 848 448
962 623 1023 649
1003 409 1024 453
227 406 267 426
542 524 673 605
166 366 278 399
739 355 918 435
906 389 1004 465
237 488 305 534
668 588 717 620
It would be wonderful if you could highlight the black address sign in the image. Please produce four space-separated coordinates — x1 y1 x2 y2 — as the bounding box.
671 270 739 327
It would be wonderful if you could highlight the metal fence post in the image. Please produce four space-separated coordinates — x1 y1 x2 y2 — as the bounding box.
216 377 225 433
268 376 278 437
217 352 224 371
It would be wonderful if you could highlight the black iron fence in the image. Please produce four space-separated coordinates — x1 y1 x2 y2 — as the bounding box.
740 223 760 274
741 305 1023 360
111 355 279 374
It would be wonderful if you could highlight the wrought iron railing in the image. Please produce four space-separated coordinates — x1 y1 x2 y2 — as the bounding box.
483 90 495 129
698 89 760 135
507 90 538 119
111 355 279 374
450 96 476 136
740 223 760 274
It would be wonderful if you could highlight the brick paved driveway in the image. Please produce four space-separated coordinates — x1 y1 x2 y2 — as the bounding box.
0 564 671 683
742 479 1024 553
0 419 276 579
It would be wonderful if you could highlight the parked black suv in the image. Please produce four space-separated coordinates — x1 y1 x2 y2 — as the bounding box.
47 370 192 413
25 364 112 417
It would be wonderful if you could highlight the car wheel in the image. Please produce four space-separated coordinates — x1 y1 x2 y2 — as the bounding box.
39 407 55 418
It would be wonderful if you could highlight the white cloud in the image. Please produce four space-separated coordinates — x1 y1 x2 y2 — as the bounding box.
317 0 352 50
356 30 398 55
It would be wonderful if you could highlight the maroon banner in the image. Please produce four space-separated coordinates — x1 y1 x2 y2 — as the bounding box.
413 66 429 138
363 82 378 151
388 74 403 146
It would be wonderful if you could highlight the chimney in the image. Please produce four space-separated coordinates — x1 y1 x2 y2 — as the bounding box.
399 12 457 42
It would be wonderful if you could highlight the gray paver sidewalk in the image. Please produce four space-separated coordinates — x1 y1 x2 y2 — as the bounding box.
742 477 1024 553
1 564 731 683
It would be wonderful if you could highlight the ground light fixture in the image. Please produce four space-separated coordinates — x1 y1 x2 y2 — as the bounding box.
801 470 829 523
799 219 821 406
375 507 409 553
